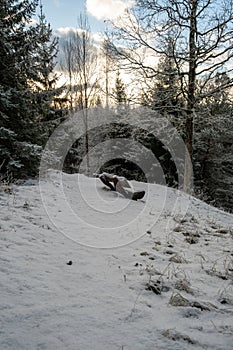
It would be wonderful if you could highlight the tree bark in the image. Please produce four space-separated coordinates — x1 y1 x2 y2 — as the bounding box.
184 0 198 192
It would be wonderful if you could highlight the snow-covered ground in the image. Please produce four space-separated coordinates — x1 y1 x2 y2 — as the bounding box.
0 172 233 350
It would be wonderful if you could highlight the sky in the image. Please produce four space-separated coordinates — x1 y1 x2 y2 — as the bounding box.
39 0 136 86
41 0 134 34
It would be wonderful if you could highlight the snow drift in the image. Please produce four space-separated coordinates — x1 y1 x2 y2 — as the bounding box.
0 172 232 350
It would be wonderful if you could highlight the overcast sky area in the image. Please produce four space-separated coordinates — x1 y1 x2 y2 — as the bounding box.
41 0 134 34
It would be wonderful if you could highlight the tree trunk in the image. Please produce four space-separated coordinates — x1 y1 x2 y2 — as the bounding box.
83 82 90 176
184 0 197 192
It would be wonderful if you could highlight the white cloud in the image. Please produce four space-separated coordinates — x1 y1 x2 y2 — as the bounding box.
86 0 134 21
57 27 75 35
56 27 102 43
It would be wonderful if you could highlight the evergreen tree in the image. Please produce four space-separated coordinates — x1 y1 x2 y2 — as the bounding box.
141 40 186 135
0 0 62 178
30 4 65 136
114 70 127 105
193 72 233 211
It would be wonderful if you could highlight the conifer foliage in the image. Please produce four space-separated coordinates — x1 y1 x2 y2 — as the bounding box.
0 0 62 178
114 70 127 105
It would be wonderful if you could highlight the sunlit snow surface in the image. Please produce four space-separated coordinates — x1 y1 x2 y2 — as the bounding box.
39 172 190 248
0 172 232 350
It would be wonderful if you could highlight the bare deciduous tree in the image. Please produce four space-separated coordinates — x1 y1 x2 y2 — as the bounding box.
106 0 233 190
60 14 100 110
60 14 101 175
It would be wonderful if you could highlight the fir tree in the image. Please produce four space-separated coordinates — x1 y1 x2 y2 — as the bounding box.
0 0 62 178
30 3 65 137
114 70 127 105
141 40 186 135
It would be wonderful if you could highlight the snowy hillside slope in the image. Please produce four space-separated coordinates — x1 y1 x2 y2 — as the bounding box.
0 172 233 350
